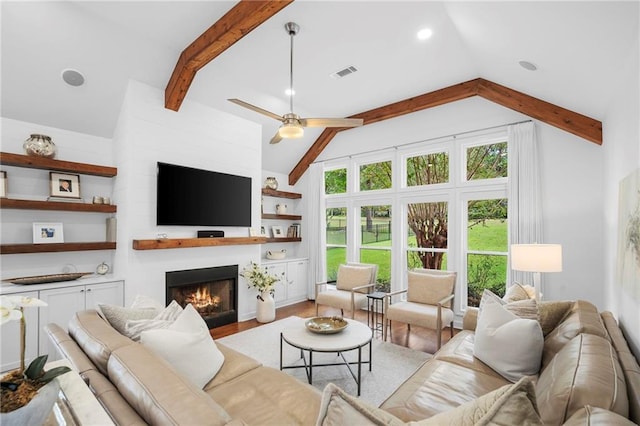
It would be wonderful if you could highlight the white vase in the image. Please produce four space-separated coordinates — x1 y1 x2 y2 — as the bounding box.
256 291 275 323
0 380 60 426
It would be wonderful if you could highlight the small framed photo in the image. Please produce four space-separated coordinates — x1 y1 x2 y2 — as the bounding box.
271 225 285 238
260 226 268 237
0 171 6 198
50 172 81 199
33 222 64 244
249 228 260 237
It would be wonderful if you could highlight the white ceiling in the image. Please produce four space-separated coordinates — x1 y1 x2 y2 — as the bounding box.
2 1 638 174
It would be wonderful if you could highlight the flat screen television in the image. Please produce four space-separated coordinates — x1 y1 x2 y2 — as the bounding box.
156 162 251 227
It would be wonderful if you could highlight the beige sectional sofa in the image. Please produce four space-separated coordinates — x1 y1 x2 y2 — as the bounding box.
45 300 640 425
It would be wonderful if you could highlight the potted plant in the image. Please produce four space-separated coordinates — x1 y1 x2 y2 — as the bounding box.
0 295 70 425
240 262 284 323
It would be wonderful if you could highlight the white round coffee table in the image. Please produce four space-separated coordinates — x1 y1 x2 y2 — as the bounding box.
279 317 373 396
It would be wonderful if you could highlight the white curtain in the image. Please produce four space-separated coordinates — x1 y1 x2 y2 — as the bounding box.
507 121 543 286
307 163 327 299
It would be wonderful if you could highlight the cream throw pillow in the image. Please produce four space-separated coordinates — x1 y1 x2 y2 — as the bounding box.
140 304 224 389
412 377 542 425
407 271 455 307
474 291 543 382
503 282 533 302
98 304 158 334
124 300 183 341
336 265 373 293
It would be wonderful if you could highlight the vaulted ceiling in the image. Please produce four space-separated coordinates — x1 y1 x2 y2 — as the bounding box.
2 1 638 177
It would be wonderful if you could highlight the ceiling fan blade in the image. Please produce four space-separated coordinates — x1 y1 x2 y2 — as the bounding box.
300 118 364 128
269 132 283 144
228 99 284 122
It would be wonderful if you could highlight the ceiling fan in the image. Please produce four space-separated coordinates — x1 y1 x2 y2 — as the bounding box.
228 22 363 144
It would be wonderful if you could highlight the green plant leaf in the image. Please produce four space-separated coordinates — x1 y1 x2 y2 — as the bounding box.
24 354 48 380
37 366 71 384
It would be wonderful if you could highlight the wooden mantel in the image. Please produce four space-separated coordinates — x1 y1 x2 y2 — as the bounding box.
132 236 266 250
288 78 603 185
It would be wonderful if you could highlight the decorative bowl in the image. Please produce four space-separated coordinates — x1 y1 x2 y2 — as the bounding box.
266 249 286 260
305 316 348 334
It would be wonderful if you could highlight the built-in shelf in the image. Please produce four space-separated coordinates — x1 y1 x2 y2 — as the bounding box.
0 198 117 213
0 152 117 177
261 213 302 221
265 237 302 243
1 242 116 255
261 188 302 199
132 236 267 250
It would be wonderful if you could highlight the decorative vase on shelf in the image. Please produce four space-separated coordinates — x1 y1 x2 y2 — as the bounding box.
23 134 56 159
256 291 276 323
264 177 278 190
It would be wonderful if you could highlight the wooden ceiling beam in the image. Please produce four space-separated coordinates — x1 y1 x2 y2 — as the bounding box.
165 0 293 111
289 78 602 185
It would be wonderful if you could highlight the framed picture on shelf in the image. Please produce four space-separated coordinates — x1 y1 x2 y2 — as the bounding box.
260 226 268 237
50 172 81 199
33 222 64 244
0 171 6 198
271 225 285 238
249 228 260 237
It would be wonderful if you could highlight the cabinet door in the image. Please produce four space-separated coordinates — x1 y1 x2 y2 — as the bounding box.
264 263 288 303
287 260 309 301
38 286 86 361
0 291 40 373
85 281 124 310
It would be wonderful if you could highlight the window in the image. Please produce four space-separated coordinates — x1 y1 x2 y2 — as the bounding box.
359 161 392 191
326 207 347 281
359 204 391 291
406 151 449 186
465 141 507 181
407 201 448 270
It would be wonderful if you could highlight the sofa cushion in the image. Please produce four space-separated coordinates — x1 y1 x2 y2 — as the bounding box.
44 323 97 375
474 291 543 382
140 304 224 389
413 377 542 425
386 301 454 330
433 331 505 377
316 289 369 311
68 310 135 375
336 264 374 293
563 406 637 426
542 300 610 368
316 383 404 426
380 358 509 422
406 271 456 308
203 343 262 390
108 343 232 426
82 369 146 425
536 333 629 425
98 304 158 335
538 300 573 336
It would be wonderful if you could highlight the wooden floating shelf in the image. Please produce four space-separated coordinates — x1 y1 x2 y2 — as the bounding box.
261 188 302 199
132 236 267 250
0 152 117 177
1 242 116 255
261 213 302 220
0 198 117 213
265 237 302 243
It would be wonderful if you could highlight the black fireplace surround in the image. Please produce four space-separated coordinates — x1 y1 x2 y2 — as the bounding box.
165 265 238 329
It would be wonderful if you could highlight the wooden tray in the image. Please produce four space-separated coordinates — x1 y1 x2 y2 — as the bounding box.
5 272 92 285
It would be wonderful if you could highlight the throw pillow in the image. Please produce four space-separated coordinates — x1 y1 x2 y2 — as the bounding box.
474 291 543 382
140 303 224 389
130 294 165 311
98 304 158 335
537 300 573 336
412 377 542 425
124 300 184 341
406 271 456 307
336 265 374 293
479 289 538 321
316 383 405 426
503 282 533 302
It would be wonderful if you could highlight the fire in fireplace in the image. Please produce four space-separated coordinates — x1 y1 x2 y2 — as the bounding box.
166 265 238 328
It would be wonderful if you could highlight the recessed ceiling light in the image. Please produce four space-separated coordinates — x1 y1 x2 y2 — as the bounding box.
285 88 295 96
417 28 433 41
61 68 85 86
519 60 537 71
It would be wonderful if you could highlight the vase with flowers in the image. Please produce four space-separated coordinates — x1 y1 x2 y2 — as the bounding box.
0 296 71 425
240 262 284 323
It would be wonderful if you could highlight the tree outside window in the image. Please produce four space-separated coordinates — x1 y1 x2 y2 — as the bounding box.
360 161 392 191
325 168 347 194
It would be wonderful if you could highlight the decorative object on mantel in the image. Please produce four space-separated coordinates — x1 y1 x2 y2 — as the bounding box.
0 295 71 424
266 249 286 260
4 272 92 285
264 176 278 190
23 134 56 159
276 204 287 214
96 262 110 275
240 262 284 323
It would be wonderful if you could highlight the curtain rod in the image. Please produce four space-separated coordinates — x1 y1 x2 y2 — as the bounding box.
313 119 532 164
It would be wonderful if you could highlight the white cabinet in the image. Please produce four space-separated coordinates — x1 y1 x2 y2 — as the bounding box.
0 290 40 372
39 281 123 360
263 259 309 306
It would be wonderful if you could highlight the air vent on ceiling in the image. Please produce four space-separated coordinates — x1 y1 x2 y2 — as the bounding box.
330 65 358 79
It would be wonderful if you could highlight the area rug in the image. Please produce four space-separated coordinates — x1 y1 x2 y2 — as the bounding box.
217 316 431 406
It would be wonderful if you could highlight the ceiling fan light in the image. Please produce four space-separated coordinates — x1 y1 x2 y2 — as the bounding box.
278 123 304 139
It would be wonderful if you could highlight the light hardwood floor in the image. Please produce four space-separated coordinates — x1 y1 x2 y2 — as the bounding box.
210 300 458 354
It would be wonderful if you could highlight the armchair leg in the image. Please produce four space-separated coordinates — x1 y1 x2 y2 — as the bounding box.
316 304 319 316
450 322 454 338
437 329 442 350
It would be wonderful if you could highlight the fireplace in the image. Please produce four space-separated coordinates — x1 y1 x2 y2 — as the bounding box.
166 265 238 328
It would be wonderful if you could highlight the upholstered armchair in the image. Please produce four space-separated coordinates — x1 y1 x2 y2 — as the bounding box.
383 269 457 350
315 263 378 319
